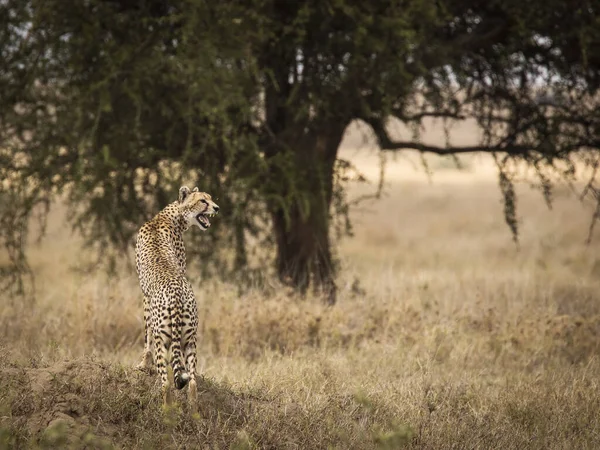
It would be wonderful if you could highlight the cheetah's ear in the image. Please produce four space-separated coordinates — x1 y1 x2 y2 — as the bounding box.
179 186 191 203
192 187 199 193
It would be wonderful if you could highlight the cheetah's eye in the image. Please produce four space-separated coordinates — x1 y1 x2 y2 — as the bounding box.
201 199 209 206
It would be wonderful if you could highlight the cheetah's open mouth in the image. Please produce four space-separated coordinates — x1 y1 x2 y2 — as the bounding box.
196 213 215 229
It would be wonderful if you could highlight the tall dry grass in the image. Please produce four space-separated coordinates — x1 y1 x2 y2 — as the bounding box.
2 125 600 448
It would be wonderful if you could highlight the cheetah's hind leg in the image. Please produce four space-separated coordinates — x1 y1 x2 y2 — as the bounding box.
136 298 155 373
183 322 198 414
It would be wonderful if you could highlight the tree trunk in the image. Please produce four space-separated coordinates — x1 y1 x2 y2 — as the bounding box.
259 16 348 304
268 125 345 305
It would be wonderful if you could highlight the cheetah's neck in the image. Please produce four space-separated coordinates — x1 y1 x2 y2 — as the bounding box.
160 202 188 235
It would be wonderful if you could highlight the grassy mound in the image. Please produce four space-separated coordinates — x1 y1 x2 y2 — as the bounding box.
0 349 409 449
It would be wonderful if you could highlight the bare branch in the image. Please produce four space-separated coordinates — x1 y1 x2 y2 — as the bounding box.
364 117 530 155
364 114 600 158
391 110 467 122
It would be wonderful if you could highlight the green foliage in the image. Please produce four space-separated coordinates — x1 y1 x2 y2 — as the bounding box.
1 0 599 294
496 157 519 244
0 0 268 284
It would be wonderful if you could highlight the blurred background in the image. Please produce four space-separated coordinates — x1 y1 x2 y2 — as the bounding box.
1 1 600 449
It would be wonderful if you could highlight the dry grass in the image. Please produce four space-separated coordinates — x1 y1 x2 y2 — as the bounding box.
2 125 600 448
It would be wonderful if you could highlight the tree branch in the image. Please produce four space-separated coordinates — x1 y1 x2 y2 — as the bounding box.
381 140 528 155
365 117 529 155
391 110 467 122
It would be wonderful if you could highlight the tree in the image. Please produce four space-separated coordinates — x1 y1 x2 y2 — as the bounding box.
0 0 265 296
233 0 600 303
1 0 600 303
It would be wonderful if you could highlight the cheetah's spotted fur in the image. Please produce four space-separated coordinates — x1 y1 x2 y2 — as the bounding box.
135 185 219 410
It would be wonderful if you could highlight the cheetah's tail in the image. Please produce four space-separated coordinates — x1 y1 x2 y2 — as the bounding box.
174 371 190 390
172 336 190 389
171 303 190 390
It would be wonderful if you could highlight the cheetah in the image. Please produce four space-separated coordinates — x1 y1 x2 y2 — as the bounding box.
135 185 219 410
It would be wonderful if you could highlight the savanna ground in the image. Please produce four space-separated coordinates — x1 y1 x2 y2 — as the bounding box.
2 121 600 449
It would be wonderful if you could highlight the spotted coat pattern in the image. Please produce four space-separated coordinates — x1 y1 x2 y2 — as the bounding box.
135 186 219 409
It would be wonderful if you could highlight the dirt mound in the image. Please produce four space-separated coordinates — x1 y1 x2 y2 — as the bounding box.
0 350 285 449
1 348 385 449
1 359 119 448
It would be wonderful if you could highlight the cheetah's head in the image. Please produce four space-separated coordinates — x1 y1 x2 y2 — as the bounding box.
178 186 220 231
